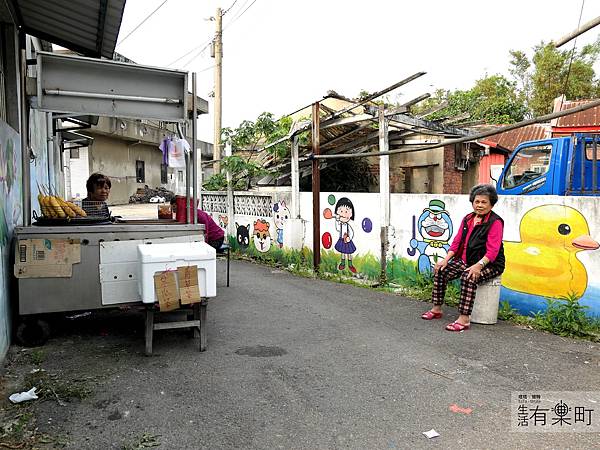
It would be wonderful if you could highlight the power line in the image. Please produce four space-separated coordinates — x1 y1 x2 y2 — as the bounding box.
223 0 258 31
559 0 586 110
167 39 212 67
117 0 170 46
167 0 257 70
223 0 239 15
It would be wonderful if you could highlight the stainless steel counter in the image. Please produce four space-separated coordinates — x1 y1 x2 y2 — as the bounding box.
15 223 205 315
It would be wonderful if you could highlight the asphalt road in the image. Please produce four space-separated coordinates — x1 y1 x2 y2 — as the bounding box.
2 260 599 449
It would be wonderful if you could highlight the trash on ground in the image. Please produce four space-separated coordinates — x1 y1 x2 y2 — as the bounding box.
9 387 38 403
422 429 440 439
449 403 473 414
66 311 91 320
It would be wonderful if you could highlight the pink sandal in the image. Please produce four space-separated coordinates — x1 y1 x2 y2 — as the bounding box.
445 321 470 332
421 310 443 320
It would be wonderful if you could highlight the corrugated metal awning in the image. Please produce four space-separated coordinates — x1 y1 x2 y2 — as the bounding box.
10 0 126 58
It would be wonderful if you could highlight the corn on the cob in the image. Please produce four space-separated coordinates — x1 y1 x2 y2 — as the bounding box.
48 196 66 218
66 201 87 217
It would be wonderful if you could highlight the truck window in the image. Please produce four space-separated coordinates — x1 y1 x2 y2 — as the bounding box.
502 144 552 189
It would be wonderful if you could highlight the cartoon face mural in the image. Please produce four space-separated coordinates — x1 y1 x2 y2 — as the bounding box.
503 204 599 299
323 196 357 273
272 200 290 249
253 219 272 253
235 222 250 249
218 214 229 229
408 199 453 273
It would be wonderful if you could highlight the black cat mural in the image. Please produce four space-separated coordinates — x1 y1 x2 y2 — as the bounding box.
236 223 250 249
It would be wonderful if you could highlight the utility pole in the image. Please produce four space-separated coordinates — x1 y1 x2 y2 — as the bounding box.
212 7 223 173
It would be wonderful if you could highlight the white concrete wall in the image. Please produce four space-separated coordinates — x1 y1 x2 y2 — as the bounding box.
213 190 600 319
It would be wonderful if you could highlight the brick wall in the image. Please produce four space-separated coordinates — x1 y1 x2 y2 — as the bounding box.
443 144 463 194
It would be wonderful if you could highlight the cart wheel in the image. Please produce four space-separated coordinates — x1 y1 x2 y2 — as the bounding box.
16 319 50 347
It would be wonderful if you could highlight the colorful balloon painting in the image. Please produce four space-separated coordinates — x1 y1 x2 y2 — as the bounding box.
323 208 333 219
362 217 373 233
322 232 332 249
328 195 336 205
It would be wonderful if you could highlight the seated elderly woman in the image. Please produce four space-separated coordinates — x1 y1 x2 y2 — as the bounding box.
421 184 505 332
81 173 111 218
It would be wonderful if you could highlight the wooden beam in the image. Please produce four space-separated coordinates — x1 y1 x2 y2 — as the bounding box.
416 101 448 118
311 103 321 272
401 93 431 109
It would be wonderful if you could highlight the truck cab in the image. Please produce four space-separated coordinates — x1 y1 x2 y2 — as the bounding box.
497 133 600 195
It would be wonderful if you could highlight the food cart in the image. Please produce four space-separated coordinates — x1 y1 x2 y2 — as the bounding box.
13 52 212 349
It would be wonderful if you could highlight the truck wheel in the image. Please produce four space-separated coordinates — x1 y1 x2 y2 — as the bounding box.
16 319 51 347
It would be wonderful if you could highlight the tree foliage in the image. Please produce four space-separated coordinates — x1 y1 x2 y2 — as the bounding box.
412 75 527 124
511 39 600 116
204 112 293 191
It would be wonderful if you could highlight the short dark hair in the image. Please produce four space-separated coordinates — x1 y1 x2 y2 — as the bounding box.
86 173 111 194
335 197 355 220
469 183 498 206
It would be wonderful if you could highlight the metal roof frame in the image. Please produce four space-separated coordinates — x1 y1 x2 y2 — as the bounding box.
8 0 126 59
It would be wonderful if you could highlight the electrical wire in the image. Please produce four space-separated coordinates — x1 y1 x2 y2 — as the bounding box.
117 0 170 46
223 0 239 15
559 0 586 110
167 0 258 69
223 0 258 31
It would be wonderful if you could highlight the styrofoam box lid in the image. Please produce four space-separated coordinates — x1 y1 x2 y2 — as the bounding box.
137 242 216 263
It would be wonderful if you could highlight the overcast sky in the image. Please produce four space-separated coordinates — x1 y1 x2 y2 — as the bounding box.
115 0 600 142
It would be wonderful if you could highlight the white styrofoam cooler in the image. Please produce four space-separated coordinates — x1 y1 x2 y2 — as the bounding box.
137 242 216 303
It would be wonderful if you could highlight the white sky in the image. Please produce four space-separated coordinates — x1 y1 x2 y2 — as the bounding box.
115 0 600 143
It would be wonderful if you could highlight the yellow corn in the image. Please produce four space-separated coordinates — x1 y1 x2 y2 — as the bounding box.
66 201 87 217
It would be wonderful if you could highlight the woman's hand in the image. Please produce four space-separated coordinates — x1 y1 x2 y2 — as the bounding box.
434 259 448 275
466 264 482 282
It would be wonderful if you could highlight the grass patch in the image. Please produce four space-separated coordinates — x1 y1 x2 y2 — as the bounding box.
121 433 161 449
23 370 92 404
29 349 46 365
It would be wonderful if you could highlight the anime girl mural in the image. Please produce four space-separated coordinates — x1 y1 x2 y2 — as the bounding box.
324 197 357 273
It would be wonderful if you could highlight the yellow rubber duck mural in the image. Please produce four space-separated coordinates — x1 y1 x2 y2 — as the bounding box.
502 205 599 299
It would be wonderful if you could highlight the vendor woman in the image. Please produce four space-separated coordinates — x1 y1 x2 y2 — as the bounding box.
81 173 111 218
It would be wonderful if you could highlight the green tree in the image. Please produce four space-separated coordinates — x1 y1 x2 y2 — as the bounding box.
412 75 527 124
204 112 293 191
510 38 600 116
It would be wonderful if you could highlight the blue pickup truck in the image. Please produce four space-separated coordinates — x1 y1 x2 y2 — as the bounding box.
497 133 600 195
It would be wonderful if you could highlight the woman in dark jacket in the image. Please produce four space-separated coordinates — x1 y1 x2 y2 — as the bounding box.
421 184 505 331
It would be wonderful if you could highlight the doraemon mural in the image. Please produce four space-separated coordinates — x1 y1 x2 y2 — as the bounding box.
408 199 453 273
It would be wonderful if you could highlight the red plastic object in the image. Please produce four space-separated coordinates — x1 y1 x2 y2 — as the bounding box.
175 195 198 223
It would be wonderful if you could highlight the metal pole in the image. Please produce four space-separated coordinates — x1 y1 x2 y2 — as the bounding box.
225 141 234 238
291 135 300 218
554 15 600 48
378 105 389 284
19 33 31 226
213 7 223 173
313 97 600 160
593 136 598 194
311 103 321 272
192 72 198 224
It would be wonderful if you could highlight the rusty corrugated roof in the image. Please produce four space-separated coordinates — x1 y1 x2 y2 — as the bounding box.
480 124 550 151
552 99 600 128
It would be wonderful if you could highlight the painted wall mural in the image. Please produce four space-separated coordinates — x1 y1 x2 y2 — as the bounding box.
212 191 600 318
272 200 290 249
501 204 599 316
408 199 454 274
0 121 23 358
253 219 272 253
235 222 250 249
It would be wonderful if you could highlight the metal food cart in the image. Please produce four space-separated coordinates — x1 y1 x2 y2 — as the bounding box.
13 52 208 348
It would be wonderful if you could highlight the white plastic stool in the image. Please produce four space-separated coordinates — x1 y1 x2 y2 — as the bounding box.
471 277 502 324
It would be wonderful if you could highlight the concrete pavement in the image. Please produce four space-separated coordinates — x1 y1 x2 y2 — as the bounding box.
1 259 598 449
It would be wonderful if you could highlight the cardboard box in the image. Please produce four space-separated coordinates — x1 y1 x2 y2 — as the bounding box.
14 239 81 278
177 265 201 305
153 271 179 311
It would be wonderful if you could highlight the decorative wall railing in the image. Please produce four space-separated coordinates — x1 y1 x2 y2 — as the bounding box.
201 191 273 217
